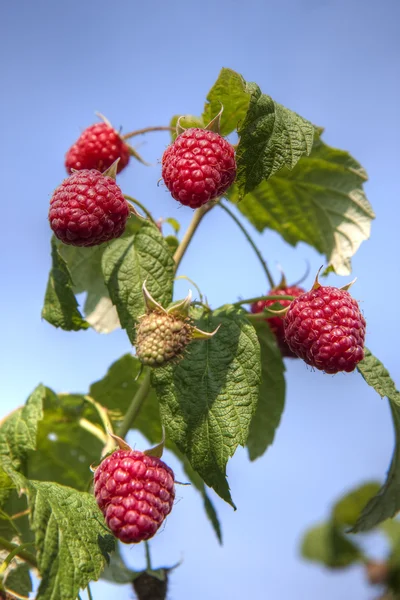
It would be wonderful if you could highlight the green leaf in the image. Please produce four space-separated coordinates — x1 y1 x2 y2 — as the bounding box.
179 457 222 544
57 241 112 334
229 134 374 275
301 521 361 568
0 491 34 545
57 218 142 334
26 391 103 491
90 354 222 542
28 481 114 600
164 218 180 234
84 296 120 334
152 306 261 506
169 114 205 141
102 222 175 344
352 349 400 532
4 562 32 598
89 354 151 426
42 238 89 331
164 235 179 255
236 82 314 195
332 482 381 527
0 385 44 482
0 468 13 507
381 519 400 567
203 67 251 136
100 544 136 584
246 321 286 461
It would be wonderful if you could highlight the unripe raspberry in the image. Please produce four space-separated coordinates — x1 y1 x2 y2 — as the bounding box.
365 561 389 586
251 286 305 357
162 128 236 208
136 312 192 367
65 122 130 174
133 571 169 600
284 285 366 374
49 169 130 246
94 449 175 544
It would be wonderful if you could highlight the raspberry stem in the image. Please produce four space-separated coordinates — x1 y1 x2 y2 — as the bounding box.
173 202 214 271
232 295 296 307
145 541 152 570
218 202 275 289
0 537 37 569
124 195 158 226
87 583 94 600
122 126 174 140
117 369 152 440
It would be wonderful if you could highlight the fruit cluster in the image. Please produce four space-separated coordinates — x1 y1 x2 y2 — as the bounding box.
252 282 366 374
48 113 367 545
94 449 175 544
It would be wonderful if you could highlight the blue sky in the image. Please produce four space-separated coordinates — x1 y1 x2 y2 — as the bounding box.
1 0 399 598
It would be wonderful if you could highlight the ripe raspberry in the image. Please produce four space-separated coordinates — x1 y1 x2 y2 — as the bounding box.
251 286 305 358
65 122 130 174
49 169 130 246
161 128 236 208
136 311 192 367
284 285 366 374
94 449 175 544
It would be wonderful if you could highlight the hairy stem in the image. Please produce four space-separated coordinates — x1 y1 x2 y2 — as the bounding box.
124 194 157 226
122 126 174 140
0 537 37 569
117 370 152 439
173 203 214 272
219 202 275 288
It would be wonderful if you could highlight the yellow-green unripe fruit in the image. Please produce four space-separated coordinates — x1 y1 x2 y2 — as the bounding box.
136 311 193 367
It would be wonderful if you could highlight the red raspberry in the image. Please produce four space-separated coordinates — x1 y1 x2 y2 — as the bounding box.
251 286 305 358
94 449 175 544
161 128 236 208
65 122 130 174
284 285 366 374
49 169 130 246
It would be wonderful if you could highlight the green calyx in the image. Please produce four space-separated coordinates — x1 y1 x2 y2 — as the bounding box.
135 282 219 368
175 105 224 137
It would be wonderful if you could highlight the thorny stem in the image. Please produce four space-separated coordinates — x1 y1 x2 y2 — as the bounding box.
0 537 37 569
173 203 214 272
117 370 152 440
232 294 295 307
122 126 174 140
124 194 157 226
218 202 275 289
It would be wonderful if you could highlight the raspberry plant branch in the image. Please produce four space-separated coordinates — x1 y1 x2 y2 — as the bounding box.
87 583 94 600
124 194 157 226
117 369 152 440
78 418 108 445
0 542 35 576
232 294 295 307
145 541 152 570
173 202 215 271
122 126 174 140
0 537 37 569
218 202 275 288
